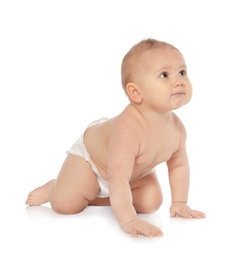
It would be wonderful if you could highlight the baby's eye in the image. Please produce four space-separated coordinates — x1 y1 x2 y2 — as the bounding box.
160 72 168 78
179 70 186 76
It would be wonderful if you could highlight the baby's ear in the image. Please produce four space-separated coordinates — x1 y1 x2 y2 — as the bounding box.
126 83 142 103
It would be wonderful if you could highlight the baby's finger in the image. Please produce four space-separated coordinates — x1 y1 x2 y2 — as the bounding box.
188 210 205 218
193 210 205 218
136 225 163 238
170 208 177 217
179 206 194 218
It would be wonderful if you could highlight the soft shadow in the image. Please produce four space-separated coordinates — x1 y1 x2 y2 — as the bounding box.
169 215 205 225
138 212 163 229
26 205 59 218
25 205 114 220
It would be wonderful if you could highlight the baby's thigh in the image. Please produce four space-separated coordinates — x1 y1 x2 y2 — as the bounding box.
50 154 100 214
130 173 163 213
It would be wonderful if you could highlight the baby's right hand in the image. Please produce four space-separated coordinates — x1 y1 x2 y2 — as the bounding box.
121 218 163 237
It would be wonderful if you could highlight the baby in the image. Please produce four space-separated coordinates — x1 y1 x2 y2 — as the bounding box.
26 38 205 237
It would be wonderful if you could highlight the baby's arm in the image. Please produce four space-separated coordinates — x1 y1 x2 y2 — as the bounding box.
107 121 163 237
109 177 162 237
167 125 205 218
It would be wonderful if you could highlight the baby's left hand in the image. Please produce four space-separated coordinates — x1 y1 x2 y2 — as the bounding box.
170 202 205 219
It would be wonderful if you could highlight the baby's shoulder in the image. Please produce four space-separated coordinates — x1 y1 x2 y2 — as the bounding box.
112 111 141 132
114 105 142 124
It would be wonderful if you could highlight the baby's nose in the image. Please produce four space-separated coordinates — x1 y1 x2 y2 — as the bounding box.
175 78 185 87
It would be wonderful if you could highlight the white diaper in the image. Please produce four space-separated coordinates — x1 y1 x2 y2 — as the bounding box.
66 118 109 198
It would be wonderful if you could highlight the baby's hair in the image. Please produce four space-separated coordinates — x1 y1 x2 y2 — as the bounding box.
121 38 178 94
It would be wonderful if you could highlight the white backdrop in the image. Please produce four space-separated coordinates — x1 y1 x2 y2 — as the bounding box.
1 1 252 259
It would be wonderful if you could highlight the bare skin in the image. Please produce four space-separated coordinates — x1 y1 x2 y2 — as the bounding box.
26 41 205 237
26 179 110 207
26 180 55 206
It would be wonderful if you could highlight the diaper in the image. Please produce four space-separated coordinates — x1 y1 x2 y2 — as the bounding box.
66 118 109 198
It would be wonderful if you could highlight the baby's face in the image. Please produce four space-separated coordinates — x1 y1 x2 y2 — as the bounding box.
133 47 193 112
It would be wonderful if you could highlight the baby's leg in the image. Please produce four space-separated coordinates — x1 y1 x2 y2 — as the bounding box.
26 154 100 214
89 197 110 206
130 172 163 214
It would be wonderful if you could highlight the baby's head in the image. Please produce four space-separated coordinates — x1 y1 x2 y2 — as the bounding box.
121 38 178 96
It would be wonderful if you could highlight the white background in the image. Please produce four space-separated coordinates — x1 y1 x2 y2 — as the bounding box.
1 0 252 259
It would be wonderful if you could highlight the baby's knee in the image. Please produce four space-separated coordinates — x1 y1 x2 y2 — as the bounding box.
137 189 163 214
144 192 163 213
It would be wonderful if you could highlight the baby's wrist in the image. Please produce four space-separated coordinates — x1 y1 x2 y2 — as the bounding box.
172 201 187 204
121 217 138 229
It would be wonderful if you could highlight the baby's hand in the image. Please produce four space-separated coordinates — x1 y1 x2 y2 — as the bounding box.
170 202 205 219
122 218 163 238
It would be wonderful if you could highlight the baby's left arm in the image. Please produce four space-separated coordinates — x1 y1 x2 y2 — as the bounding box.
167 127 205 219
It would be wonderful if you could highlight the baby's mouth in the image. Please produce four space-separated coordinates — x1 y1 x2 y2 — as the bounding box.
172 92 185 96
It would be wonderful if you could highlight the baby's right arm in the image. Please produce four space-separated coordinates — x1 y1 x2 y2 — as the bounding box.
107 119 162 237
108 175 163 237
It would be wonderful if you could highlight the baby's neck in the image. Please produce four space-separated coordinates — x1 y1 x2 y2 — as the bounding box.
128 103 173 126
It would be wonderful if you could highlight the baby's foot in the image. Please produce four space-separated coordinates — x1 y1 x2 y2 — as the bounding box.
25 180 55 206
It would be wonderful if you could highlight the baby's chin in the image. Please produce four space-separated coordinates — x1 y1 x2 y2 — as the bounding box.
172 100 190 110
